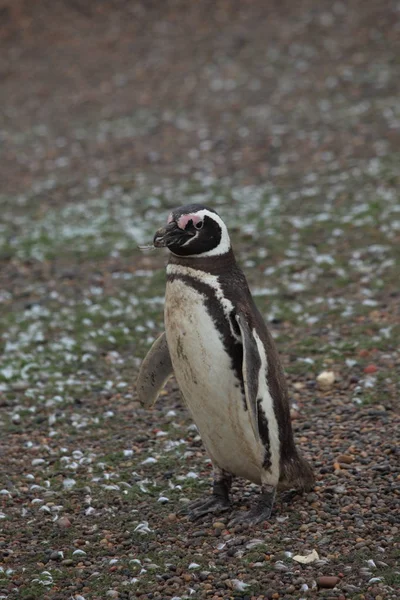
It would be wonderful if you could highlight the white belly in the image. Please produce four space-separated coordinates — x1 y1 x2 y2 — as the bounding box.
165 278 262 483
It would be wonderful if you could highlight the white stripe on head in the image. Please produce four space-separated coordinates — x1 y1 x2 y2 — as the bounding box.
185 209 231 257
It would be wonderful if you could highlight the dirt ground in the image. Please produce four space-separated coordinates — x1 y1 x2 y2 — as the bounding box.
0 1 399 599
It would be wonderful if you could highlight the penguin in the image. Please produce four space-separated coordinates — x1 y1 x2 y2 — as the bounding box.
137 203 314 524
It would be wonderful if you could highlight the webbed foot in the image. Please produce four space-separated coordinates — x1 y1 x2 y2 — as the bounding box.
179 467 233 521
181 495 231 521
229 485 276 527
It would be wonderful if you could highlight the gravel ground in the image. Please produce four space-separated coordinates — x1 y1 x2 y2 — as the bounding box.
0 1 399 599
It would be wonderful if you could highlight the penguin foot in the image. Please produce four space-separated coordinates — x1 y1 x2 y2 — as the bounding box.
181 496 231 521
228 504 272 527
280 489 303 504
229 485 276 527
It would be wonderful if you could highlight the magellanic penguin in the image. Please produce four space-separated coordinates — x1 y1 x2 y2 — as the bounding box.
137 204 314 524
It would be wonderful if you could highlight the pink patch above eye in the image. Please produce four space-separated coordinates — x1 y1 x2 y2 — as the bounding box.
177 213 202 230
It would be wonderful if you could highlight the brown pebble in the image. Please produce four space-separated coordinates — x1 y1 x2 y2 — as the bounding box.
168 513 177 522
57 516 72 528
337 454 354 464
317 576 340 588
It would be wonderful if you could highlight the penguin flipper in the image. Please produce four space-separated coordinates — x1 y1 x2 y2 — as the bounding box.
235 313 262 443
136 332 173 407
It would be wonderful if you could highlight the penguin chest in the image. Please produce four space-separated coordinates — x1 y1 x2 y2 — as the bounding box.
165 278 262 482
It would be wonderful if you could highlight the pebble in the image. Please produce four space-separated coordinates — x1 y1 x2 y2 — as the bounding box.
11 381 29 391
57 517 72 529
168 513 177 522
61 559 74 566
337 454 354 464
317 370 335 390
317 576 340 588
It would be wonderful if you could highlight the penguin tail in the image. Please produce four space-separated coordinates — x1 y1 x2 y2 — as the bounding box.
278 452 315 493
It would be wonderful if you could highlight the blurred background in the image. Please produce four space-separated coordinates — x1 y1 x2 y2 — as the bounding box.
0 2 399 598
2 1 400 196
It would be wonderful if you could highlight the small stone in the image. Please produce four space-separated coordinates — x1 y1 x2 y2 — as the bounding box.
168 513 177 522
106 591 119 598
57 517 72 529
317 576 340 588
364 364 378 374
285 585 296 593
337 454 354 464
61 559 74 566
316 370 335 390
293 381 305 390
11 381 29 391
212 521 225 529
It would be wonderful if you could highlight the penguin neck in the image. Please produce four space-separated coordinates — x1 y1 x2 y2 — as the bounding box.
168 248 237 275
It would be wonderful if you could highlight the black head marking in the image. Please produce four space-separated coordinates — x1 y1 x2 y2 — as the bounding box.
153 204 229 257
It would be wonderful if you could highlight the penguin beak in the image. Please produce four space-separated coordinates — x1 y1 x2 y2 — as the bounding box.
153 221 194 248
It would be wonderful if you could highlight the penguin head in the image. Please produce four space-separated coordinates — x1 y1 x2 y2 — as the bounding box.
153 204 231 257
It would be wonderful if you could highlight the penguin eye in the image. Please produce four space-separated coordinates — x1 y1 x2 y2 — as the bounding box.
194 220 203 230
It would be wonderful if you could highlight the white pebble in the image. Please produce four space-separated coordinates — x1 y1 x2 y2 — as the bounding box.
316 370 335 390
63 478 76 490
232 579 249 591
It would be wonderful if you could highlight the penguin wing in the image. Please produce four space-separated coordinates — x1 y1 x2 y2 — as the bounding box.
136 332 173 407
235 313 262 443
